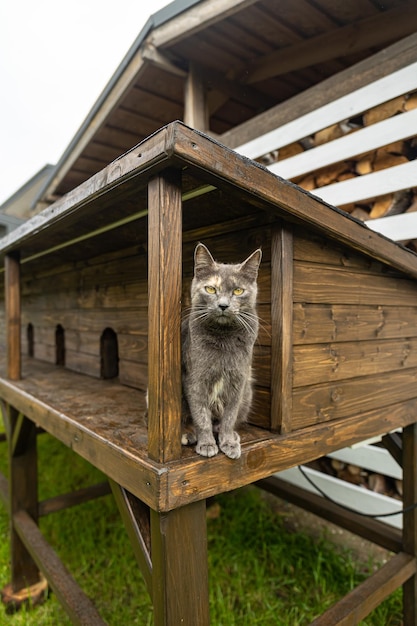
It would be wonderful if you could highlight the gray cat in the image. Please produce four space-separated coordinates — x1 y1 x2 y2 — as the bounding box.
182 243 262 459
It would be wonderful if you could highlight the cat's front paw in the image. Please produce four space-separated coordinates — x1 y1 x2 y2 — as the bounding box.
219 432 241 459
196 437 218 458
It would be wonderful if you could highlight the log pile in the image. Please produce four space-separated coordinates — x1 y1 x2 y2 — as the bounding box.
260 90 417 247
307 455 403 501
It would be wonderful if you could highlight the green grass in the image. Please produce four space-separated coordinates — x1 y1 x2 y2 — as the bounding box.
0 432 403 625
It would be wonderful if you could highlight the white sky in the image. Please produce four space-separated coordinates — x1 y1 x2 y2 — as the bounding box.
0 0 170 206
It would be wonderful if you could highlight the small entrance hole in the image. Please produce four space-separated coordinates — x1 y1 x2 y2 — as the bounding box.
100 328 119 379
55 324 65 366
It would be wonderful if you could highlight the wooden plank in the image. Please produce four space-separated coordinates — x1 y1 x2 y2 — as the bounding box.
293 303 417 345
293 337 417 387
402 423 417 624
5 253 21 381
147 169 183 463
294 262 417 306
222 33 417 149
292 368 417 430
270 225 293 432
313 159 417 207
151 501 209 626
13 509 107 625
163 397 417 511
270 107 417 181
236 62 417 159
245 4 417 84
310 552 416 626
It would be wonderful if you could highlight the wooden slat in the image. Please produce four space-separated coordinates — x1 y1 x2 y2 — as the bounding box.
367 210 417 241
310 552 416 626
292 368 417 430
293 337 417 388
270 107 417 181
13 509 107 626
270 224 293 432
184 62 209 131
313 159 417 207
294 262 417 306
236 62 417 159
293 303 417 345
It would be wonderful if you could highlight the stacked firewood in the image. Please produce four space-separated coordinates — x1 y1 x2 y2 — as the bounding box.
307 456 403 500
260 90 417 247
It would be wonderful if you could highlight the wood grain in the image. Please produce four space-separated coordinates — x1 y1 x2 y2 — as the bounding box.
147 169 183 463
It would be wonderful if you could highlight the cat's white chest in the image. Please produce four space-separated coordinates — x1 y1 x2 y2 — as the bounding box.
208 377 225 410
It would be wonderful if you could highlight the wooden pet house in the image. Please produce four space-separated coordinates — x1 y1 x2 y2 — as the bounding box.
1 122 417 624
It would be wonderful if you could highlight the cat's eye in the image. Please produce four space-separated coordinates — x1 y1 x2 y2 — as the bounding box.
233 288 244 296
205 286 216 294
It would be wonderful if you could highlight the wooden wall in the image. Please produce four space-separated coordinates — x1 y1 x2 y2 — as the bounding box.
2 211 417 436
291 227 417 431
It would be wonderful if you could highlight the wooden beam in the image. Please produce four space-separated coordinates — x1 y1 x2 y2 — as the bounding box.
141 43 187 78
147 169 183 463
221 32 417 149
150 0 259 48
402 423 417 624
12 509 107 625
5 253 21 381
184 62 209 131
270 224 293 433
256 475 402 553
310 552 416 626
151 501 209 626
110 481 152 596
245 4 417 84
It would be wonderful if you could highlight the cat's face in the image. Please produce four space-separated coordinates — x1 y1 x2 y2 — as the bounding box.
190 243 261 329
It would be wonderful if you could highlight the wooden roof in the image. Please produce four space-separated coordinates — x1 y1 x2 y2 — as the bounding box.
2 122 417 281
35 0 417 208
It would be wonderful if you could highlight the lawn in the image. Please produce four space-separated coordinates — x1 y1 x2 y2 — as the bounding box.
0 431 403 625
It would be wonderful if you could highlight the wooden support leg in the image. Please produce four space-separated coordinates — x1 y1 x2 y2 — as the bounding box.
1 406 46 612
402 423 417 625
151 500 210 626
109 481 152 595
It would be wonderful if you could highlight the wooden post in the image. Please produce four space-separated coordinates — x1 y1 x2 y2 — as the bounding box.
5 252 21 381
270 224 293 433
184 61 209 131
2 252 44 606
147 169 183 463
402 423 417 625
151 501 210 626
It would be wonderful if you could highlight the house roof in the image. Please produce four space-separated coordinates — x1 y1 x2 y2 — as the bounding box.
35 0 417 210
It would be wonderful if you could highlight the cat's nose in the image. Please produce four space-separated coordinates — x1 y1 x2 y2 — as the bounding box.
218 303 229 311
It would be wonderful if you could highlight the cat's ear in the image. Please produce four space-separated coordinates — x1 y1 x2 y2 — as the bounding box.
240 249 262 279
194 243 216 273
